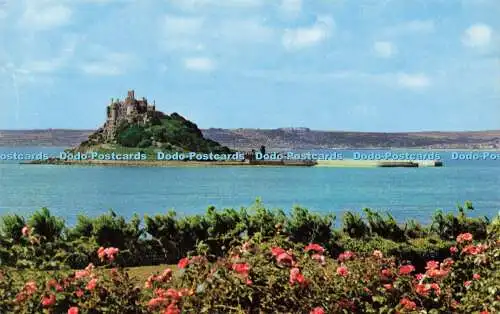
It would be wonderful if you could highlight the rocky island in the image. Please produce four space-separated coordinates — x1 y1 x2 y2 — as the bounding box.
21 90 443 167
25 90 315 167
78 90 231 154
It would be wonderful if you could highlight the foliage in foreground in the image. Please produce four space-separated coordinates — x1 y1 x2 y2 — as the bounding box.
0 201 493 270
0 225 498 314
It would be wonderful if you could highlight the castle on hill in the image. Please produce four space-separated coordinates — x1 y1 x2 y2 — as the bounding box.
85 90 161 144
75 89 233 152
106 89 155 124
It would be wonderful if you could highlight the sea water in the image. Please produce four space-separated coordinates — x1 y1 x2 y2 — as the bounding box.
0 147 498 225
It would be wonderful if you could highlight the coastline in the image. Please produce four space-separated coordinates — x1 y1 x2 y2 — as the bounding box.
2 145 499 151
23 159 254 167
21 159 443 168
22 159 315 167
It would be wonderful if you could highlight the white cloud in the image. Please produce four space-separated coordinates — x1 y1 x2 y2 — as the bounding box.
282 15 335 50
159 15 205 51
397 73 430 90
462 23 492 48
218 0 262 6
75 0 132 3
161 40 205 52
242 69 390 84
20 3 72 30
159 15 275 51
184 57 215 72
404 20 435 33
461 0 498 6
216 19 276 43
280 0 302 16
373 41 397 58
161 15 204 35
80 53 135 76
0 62 54 87
0 2 6 19
243 69 431 91
174 0 263 10
384 20 435 36
20 59 64 74
1 36 78 80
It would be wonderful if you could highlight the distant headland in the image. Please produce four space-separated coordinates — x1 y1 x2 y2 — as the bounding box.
2 128 499 150
0 90 499 150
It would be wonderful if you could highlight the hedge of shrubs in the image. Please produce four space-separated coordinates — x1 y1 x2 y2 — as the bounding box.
0 220 498 313
0 200 492 271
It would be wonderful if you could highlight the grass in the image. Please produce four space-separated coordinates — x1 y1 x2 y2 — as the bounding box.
7 264 177 285
125 264 176 283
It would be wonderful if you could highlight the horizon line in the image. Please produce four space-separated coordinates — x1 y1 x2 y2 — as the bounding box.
1 128 500 134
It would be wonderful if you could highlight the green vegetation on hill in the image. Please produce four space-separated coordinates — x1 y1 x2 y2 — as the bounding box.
81 112 231 154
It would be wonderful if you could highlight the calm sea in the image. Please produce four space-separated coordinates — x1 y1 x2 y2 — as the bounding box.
0 147 498 225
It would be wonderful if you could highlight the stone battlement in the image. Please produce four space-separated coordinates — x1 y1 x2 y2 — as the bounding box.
107 90 155 121
84 90 159 144
103 90 157 141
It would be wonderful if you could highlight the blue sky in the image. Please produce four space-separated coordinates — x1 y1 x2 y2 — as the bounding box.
0 0 498 131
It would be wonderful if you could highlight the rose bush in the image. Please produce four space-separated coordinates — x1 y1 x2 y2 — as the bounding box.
0 202 490 270
1 225 498 313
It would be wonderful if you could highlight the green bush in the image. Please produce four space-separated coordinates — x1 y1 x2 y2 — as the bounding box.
342 211 370 238
241 200 286 238
144 211 211 264
456 243 500 313
0 214 25 242
431 201 488 241
8 240 70 270
138 138 152 148
0 202 496 271
363 208 406 242
286 206 335 245
1 226 497 313
144 210 179 263
68 215 94 239
488 213 500 237
28 208 65 242
118 124 146 147
89 210 143 249
204 206 246 256
175 215 210 259
0 237 13 266
404 219 427 238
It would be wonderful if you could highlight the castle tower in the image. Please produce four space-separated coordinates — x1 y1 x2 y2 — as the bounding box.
107 98 114 119
110 103 118 121
127 90 135 100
